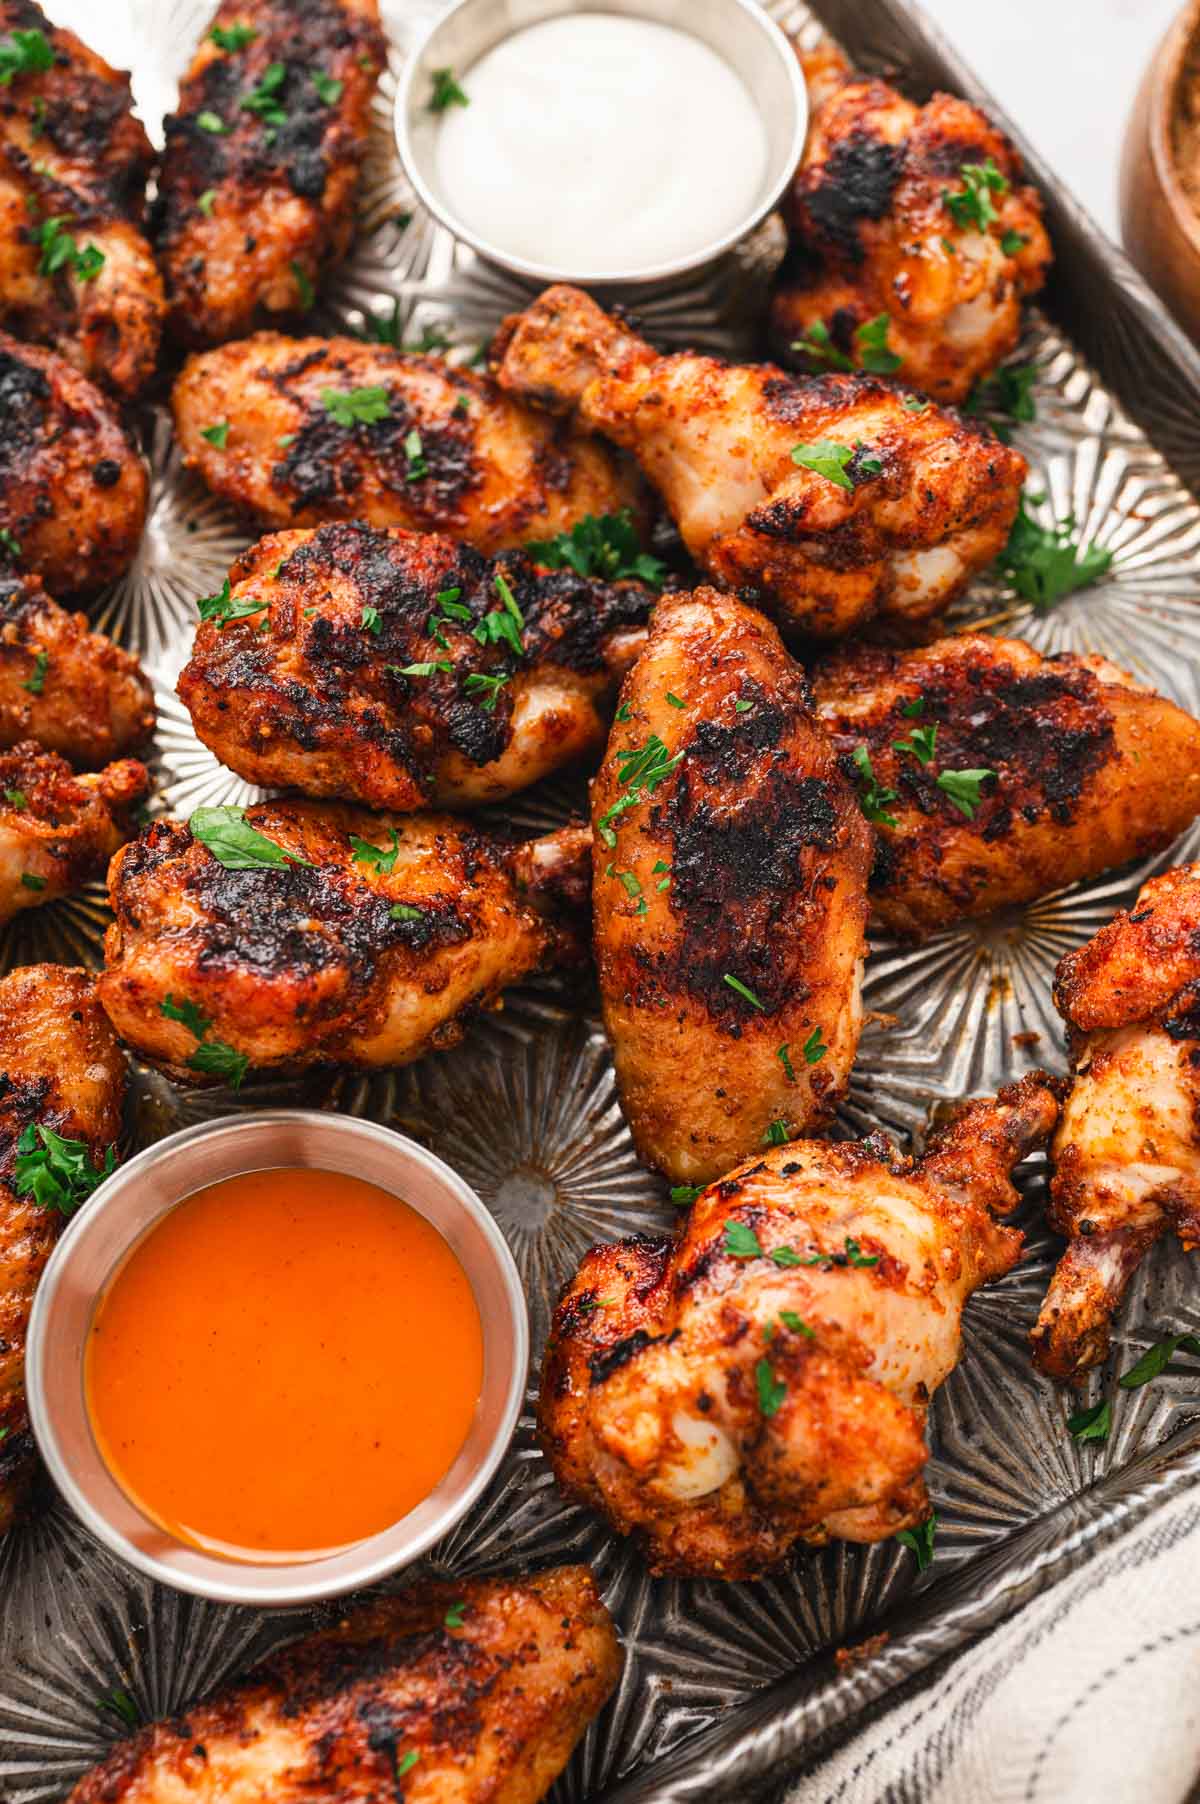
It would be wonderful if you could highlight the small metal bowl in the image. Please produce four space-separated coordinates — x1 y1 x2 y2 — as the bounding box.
26 1111 528 1607
395 0 807 289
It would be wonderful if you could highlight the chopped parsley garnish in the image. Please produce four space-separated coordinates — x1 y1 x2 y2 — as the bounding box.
724 1220 765 1259
391 903 425 922
606 864 645 913
900 695 926 717
755 1357 787 1418
895 1511 937 1570
763 1118 790 1147
0 26 52 85
161 994 248 1088
361 604 382 634
893 722 937 765
965 363 1037 427
350 827 400 873
734 698 752 714
525 509 666 588
777 1042 796 1083
790 318 851 371
98 1688 141 1727
200 420 229 449
291 261 314 310
33 215 105 282
722 973 764 1011
197 579 263 629
160 994 213 1039
464 670 509 711
23 649 48 694
1119 1332 1200 1390
1000 228 1028 256
14 1124 115 1216
942 157 1008 231
323 385 391 427
935 767 995 820
444 1601 467 1629
779 1310 814 1338
791 440 879 492
803 1025 827 1065
996 495 1113 609
615 702 632 722
1067 1398 1111 1443
851 744 898 827
242 59 287 131
855 312 902 374
0 527 20 559
210 22 257 50
390 660 452 679
902 396 931 414
20 871 45 890
472 571 524 658
4 788 26 808
597 733 683 847
396 1751 420 1781
653 859 670 892
190 805 313 870
196 109 228 134
428 67 468 111
312 70 343 105
666 691 685 710
670 1183 701 1205
404 428 428 481
803 1237 880 1270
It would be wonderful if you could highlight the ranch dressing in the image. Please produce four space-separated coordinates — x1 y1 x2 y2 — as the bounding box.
434 12 769 275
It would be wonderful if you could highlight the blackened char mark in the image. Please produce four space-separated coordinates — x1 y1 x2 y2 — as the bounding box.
802 131 906 262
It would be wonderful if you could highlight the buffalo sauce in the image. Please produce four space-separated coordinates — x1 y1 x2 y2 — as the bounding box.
85 1167 484 1560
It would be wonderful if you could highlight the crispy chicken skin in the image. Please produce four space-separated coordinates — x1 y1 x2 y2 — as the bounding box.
813 635 1200 938
493 285 1024 638
68 1566 622 1804
593 588 871 1185
0 565 154 764
178 522 653 811
0 331 148 593
769 46 1051 403
539 1074 1063 1577
0 0 163 396
0 741 147 923
1032 867 1200 1381
172 333 649 552
0 965 125 1536
99 803 590 1080
157 0 386 346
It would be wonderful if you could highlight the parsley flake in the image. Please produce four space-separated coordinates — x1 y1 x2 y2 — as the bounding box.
790 318 853 370
1067 1398 1111 1443
322 385 391 427
722 973 764 1010
791 439 857 491
361 604 382 635
464 671 510 711
803 1025 827 1065
428 67 468 111
210 22 257 50
190 805 313 870
22 649 48 694
597 733 683 847
312 70 343 105
391 660 452 679
855 312 902 374
525 509 666 588
964 364 1037 427
291 261 315 311
404 427 428 481
0 27 53 86
763 1118 790 1147
4 788 26 809
777 1042 796 1083
196 109 227 134
444 1601 467 1629
896 1511 937 1570
670 1184 702 1206
98 1688 141 1727
20 871 45 890
942 157 1008 231
200 420 229 449
0 527 21 559
1119 1332 1200 1390
241 59 287 131
391 903 425 923
197 579 264 630
996 495 1113 609
779 1309 814 1338
893 722 938 765
666 691 685 710
851 744 899 827
755 1357 787 1418
160 994 214 1040
935 767 995 820
1000 228 1028 256
350 828 400 873
33 214 105 282
14 1124 115 1216
723 1220 764 1259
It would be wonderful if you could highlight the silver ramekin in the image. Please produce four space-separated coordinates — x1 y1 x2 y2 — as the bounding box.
26 1111 528 1607
395 0 808 288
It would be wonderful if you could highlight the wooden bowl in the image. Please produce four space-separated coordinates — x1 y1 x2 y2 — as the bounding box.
1121 0 1200 344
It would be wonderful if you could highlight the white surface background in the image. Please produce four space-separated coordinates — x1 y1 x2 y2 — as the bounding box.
918 0 1180 246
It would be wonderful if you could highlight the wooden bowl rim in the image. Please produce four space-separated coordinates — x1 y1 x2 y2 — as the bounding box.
1147 0 1200 260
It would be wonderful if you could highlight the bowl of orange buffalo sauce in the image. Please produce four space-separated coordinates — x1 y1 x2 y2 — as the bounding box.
26 1112 527 1605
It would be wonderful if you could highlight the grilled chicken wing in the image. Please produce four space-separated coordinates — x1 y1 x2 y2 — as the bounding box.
157 0 386 346
493 284 1024 638
593 587 871 1184
813 635 1200 938
0 0 163 396
178 522 652 811
768 46 1051 403
99 803 589 1080
68 1566 621 1804
0 330 147 593
172 333 649 552
1031 866 1200 1381
0 741 147 923
0 565 153 764
540 1074 1062 1577
0 964 125 1535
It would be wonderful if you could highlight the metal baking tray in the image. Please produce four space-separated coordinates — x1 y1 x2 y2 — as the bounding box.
4 1 1200 1800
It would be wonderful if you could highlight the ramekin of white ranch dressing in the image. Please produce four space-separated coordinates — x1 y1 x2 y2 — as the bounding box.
436 15 768 277
396 0 807 285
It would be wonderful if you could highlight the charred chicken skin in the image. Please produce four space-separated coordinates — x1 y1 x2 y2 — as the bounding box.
813 635 1200 938
0 565 154 765
99 803 589 1081
0 330 148 593
493 284 1024 638
540 1074 1063 1577
592 587 871 1185
769 45 1051 403
0 0 163 396
67 1566 621 1804
172 333 649 552
178 522 653 811
0 741 148 923
0 964 125 1536
157 0 386 347
1032 866 1200 1382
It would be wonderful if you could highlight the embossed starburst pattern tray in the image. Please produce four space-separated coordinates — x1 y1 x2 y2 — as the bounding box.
5 3 1200 1801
